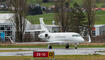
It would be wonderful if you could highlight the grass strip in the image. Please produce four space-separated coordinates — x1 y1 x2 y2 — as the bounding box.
0 44 105 48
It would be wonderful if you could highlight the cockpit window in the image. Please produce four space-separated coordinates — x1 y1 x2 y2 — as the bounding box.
72 35 81 37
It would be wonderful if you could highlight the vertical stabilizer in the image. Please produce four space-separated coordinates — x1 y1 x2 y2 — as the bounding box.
40 18 49 32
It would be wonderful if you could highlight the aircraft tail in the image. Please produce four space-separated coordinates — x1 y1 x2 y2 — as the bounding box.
40 18 49 32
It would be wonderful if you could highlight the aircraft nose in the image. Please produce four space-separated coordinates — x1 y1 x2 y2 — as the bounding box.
38 34 42 38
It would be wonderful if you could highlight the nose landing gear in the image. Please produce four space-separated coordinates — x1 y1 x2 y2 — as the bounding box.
74 43 79 49
74 45 78 49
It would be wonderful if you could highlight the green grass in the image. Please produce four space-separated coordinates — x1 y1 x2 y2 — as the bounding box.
41 2 54 7
27 11 105 25
55 55 105 60
0 45 47 48
27 13 55 24
0 11 13 13
26 0 105 25
0 55 105 60
95 15 105 24
96 3 105 8
95 11 105 24
96 11 105 15
0 44 105 48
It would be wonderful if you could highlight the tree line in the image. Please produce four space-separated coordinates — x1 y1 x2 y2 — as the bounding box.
6 0 96 42
55 0 95 38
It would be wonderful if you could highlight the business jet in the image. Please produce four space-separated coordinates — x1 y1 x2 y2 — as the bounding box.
38 18 91 49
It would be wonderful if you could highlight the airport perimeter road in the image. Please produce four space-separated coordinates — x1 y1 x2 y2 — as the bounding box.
0 48 105 56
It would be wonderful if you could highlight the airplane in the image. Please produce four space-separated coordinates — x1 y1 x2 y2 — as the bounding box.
38 18 91 49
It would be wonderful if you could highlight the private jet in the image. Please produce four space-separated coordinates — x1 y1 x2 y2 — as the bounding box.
38 18 91 49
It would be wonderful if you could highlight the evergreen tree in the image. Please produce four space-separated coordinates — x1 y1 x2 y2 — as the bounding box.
69 3 87 34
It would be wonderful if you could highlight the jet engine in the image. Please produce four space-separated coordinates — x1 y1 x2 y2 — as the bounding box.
38 33 50 39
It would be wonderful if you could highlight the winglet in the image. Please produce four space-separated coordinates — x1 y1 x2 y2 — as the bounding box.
88 35 91 43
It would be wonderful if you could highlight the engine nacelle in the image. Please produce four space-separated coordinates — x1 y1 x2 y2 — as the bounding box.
38 33 50 39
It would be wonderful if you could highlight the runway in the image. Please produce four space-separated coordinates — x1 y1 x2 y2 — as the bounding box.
0 48 105 56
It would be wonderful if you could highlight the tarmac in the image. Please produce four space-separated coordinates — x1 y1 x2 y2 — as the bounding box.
0 48 105 56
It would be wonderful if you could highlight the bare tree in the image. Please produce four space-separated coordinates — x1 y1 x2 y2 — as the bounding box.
11 0 27 42
55 0 70 32
84 0 96 37
55 0 87 34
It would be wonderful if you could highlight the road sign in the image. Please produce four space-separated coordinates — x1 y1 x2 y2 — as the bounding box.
33 51 54 58
48 52 54 58
33 51 48 57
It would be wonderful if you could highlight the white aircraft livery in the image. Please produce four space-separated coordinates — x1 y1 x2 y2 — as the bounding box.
38 18 91 49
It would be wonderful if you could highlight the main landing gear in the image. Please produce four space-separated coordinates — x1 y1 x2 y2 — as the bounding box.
65 43 69 49
48 43 78 49
74 43 78 49
48 45 52 49
74 45 78 49
65 43 78 49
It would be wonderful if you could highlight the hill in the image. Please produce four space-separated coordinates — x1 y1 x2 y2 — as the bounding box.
27 11 105 25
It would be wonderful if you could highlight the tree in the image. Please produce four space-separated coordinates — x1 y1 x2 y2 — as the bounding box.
84 0 96 37
69 3 87 34
10 0 27 42
55 0 87 35
55 0 70 32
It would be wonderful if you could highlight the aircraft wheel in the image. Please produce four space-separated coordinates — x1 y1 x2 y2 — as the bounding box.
65 44 69 49
48 45 52 49
75 47 77 49
74 44 78 49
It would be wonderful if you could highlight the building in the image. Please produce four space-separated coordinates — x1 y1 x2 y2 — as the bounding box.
0 13 15 42
92 25 105 36
0 13 34 42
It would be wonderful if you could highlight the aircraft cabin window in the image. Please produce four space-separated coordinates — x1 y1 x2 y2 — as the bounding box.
72 35 80 37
